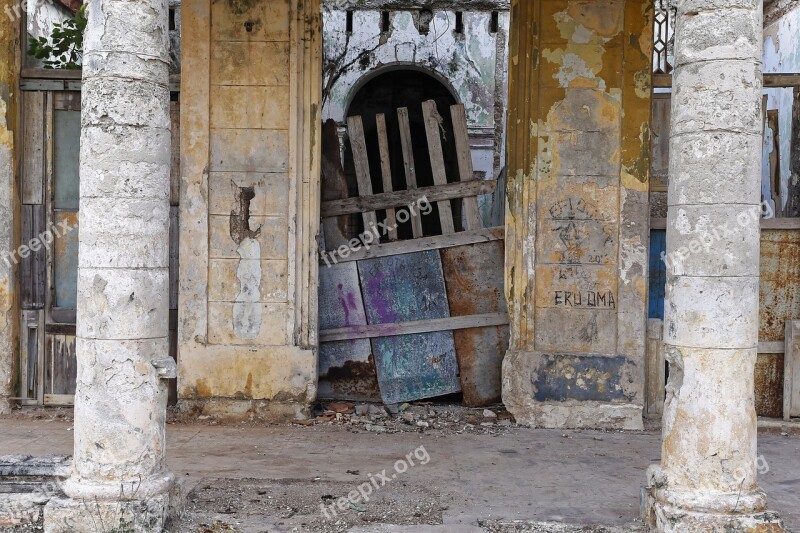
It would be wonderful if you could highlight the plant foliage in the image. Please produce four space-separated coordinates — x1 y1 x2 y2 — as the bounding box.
28 5 87 70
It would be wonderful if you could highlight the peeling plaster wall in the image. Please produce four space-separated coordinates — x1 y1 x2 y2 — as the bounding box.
0 0 19 415
502 0 652 430
322 7 509 218
763 2 800 217
178 0 320 419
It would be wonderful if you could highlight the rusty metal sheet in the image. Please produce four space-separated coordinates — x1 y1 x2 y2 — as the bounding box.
759 230 800 342
441 241 508 406
358 250 460 404
755 353 784 418
317 262 380 401
53 212 79 309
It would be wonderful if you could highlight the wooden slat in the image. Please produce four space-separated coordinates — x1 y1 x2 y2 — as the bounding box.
375 113 398 240
767 109 782 218
761 218 800 229
170 101 181 206
645 318 666 418
451 104 481 230
20 204 47 309
22 92 45 205
785 321 800 420
169 207 179 310
758 340 786 354
320 312 510 342
320 226 504 265
321 178 495 218
346 115 379 241
397 107 423 238
421 100 455 234
789 87 800 218
653 73 800 88
43 394 74 406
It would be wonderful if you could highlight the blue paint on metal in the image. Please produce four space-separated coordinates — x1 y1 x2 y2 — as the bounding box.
358 250 461 403
648 229 666 319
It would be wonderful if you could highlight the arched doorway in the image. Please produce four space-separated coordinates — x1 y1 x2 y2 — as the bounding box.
342 68 462 238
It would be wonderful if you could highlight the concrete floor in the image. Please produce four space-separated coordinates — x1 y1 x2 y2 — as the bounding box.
1 419 799 531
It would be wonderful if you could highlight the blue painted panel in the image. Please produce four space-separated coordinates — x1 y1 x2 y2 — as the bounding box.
532 354 633 402
53 110 80 210
317 262 379 401
358 251 460 404
54 212 78 309
648 229 666 319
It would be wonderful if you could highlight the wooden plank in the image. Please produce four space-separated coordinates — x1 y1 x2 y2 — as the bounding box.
375 113 398 240
786 321 800 419
22 92 45 205
650 93 671 191
653 73 800 88
450 104 481 230
169 207 179 310
43 394 74 406
321 119 356 250
321 178 495 218
346 115 379 241
397 107 423 238
761 218 800 229
20 205 47 309
788 87 800 218
441 241 507 406
321 226 504 265
170 100 181 206
421 100 455 234
759 340 786 354
320 312 510 342
767 109 782 218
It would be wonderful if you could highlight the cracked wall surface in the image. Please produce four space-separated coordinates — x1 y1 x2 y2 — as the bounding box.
178 0 319 419
502 0 652 430
0 0 19 416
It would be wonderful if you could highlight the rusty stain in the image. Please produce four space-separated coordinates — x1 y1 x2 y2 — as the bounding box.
755 353 784 418
229 185 260 244
759 230 800 341
194 379 213 398
319 355 381 401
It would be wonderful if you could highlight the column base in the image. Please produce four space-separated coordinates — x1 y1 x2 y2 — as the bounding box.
643 467 785 532
44 475 183 533
502 349 644 430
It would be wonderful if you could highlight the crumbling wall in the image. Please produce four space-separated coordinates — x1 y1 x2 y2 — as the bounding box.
0 0 19 415
178 0 320 420
322 7 509 219
502 0 652 430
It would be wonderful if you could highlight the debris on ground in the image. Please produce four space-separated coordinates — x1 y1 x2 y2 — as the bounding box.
291 402 515 436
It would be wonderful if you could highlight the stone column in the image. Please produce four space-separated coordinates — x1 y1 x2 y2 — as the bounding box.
45 0 177 529
0 0 19 416
644 0 784 529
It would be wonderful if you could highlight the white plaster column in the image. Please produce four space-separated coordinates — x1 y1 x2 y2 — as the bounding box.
45 0 177 529
644 0 784 528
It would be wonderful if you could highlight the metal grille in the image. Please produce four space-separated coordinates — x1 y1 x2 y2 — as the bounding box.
653 0 675 74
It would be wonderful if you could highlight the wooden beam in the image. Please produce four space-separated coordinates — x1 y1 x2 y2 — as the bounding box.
347 115 379 241
320 226 504 265
319 312 509 342
421 100 455 234
397 107 423 238
375 113 398 240
451 104 482 230
758 341 785 354
653 73 800 88
321 178 496 218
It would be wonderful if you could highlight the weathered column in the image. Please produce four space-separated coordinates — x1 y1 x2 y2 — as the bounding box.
644 0 784 529
45 0 177 529
0 0 19 416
